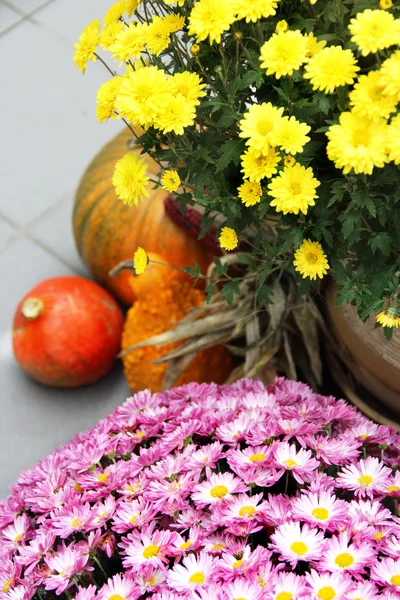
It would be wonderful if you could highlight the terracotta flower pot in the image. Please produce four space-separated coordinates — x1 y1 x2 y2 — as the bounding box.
325 281 400 419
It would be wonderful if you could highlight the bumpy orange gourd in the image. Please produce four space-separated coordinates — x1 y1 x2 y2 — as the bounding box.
73 128 211 306
121 265 233 393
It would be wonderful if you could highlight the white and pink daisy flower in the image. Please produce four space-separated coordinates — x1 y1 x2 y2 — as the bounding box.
224 578 264 600
216 415 256 444
270 522 325 568
336 457 392 498
98 573 139 600
218 493 269 523
376 472 400 498
304 434 361 465
73 585 98 600
44 543 93 595
371 557 400 592
305 569 353 600
291 491 348 531
346 581 380 600
270 571 307 600
1 515 31 548
167 552 216 591
318 532 375 575
112 499 157 534
192 472 248 506
227 445 273 470
185 442 225 470
273 442 320 483
136 566 165 595
121 526 178 569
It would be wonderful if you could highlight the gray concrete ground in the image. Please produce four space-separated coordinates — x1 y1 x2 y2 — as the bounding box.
0 0 131 498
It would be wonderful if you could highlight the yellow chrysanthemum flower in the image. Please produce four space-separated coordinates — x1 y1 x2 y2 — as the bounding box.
116 66 169 128
124 0 141 16
234 0 279 23
239 103 285 154
284 155 296 168
170 72 206 106
238 180 263 207
379 0 392 9
100 21 125 50
111 22 147 64
154 94 196 135
145 16 172 56
269 116 311 155
293 239 329 281
133 247 149 275
104 1 125 26
164 14 185 33
348 9 399 56
112 152 150 206
376 308 400 328
219 227 238 251
304 46 360 93
260 30 309 79
326 112 389 175
161 170 181 192
387 114 400 164
305 32 326 57
349 71 398 121
241 147 281 181
96 77 123 123
268 163 320 215
73 19 100 74
276 20 288 33
188 0 236 44
380 50 400 101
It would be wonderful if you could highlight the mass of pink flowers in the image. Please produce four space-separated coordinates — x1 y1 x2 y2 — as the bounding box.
1 378 400 600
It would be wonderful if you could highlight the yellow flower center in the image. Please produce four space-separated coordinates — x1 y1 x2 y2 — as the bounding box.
212 543 225 551
233 559 243 568
189 572 205 585
210 484 229 498
334 552 354 568
312 507 329 520
143 544 160 559
109 596 124 600
13 533 22 543
289 182 302 196
239 505 256 518
249 453 265 462
257 119 274 136
235 598 246 600
390 575 400 586
3 579 12 593
180 541 193 550
360 434 369 440
285 459 297 469
134 431 146 439
74 482 83 492
290 541 308 556
353 129 372 147
71 518 83 529
129 515 138 525
374 532 384 540
358 475 373 486
97 472 110 482
388 485 400 493
258 577 266 588
276 593 293 600
318 587 336 600
306 251 319 263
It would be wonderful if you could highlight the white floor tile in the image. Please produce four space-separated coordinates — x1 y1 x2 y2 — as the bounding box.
0 2 22 32
0 217 18 250
7 0 52 15
0 17 122 227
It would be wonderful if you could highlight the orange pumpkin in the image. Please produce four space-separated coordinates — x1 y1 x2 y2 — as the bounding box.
12 276 123 388
73 129 211 306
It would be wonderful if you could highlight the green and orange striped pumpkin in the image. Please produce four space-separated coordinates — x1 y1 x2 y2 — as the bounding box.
73 129 211 306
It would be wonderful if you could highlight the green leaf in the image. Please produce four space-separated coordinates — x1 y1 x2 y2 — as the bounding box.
341 212 360 239
369 232 392 256
222 280 241 306
393 207 400 237
316 93 330 114
237 70 263 90
216 139 245 172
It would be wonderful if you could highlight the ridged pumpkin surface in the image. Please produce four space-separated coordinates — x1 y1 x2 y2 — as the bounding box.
121 270 234 393
73 128 211 306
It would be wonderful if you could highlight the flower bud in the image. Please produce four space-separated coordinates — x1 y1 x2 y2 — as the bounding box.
191 43 201 56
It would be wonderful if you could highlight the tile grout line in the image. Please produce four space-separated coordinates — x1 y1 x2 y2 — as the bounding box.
0 0 57 37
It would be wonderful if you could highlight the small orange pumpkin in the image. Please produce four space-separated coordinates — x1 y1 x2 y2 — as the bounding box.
73 129 211 306
12 276 123 388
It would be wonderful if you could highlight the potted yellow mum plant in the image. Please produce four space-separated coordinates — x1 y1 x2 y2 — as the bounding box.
73 0 400 416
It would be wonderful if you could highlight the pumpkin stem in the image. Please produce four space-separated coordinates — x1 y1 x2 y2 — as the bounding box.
21 298 45 320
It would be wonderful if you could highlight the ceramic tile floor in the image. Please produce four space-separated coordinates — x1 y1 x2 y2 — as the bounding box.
0 0 131 498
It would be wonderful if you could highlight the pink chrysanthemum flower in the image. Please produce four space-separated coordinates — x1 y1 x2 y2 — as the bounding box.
1 515 31 548
121 526 177 569
348 499 393 527
291 491 349 531
371 557 400 592
218 493 269 523
346 581 380 600
318 532 375 574
167 552 216 590
112 499 157 534
336 457 392 498
136 566 165 595
273 442 320 483
270 522 325 568
44 544 93 594
270 571 307 600
305 569 354 600
304 434 361 465
185 442 225 470
376 472 400 498
216 415 256 443
50 502 93 538
98 573 138 600
192 472 248 506
225 578 264 600
74 585 98 600
227 445 273 470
